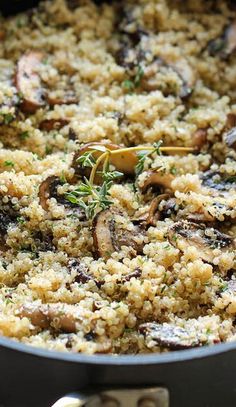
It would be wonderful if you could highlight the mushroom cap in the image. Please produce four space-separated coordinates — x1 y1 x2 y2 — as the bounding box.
15 52 46 113
168 220 235 263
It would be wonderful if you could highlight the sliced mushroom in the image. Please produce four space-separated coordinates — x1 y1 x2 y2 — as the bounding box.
47 90 77 106
139 322 202 350
225 127 236 150
0 210 19 251
168 220 235 263
15 52 46 113
141 171 174 193
226 113 236 129
186 212 215 223
0 30 5 41
38 175 85 218
39 119 69 131
133 194 171 226
32 231 55 253
19 303 77 332
142 56 195 99
38 176 61 211
120 268 141 283
72 142 138 182
201 170 236 196
191 128 208 150
67 258 103 287
93 208 144 259
208 19 236 59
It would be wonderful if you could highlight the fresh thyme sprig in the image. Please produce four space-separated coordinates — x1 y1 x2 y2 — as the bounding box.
135 140 163 176
66 142 194 219
66 176 118 219
123 64 145 93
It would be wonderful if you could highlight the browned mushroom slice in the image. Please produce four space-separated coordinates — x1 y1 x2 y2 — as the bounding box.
0 210 19 251
139 322 201 350
19 303 77 332
47 91 77 106
15 52 46 113
159 197 178 219
93 208 144 259
208 20 236 59
0 30 5 41
39 119 69 131
191 128 207 150
67 258 103 287
168 221 235 263
142 56 195 99
120 268 142 283
225 127 236 150
38 175 85 217
186 212 215 223
141 171 174 193
201 170 236 196
134 194 171 226
38 176 60 211
226 113 236 129
72 142 138 181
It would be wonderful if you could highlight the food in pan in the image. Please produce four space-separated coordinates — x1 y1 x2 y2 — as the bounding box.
0 0 235 355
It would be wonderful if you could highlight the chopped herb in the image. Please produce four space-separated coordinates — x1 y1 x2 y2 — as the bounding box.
60 171 67 183
123 64 144 93
45 145 53 155
172 234 178 242
134 65 144 87
123 79 135 93
16 216 25 224
17 91 24 100
161 285 166 293
4 160 14 168
124 328 133 333
219 282 228 292
20 131 30 140
0 112 14 125
170 166 178 175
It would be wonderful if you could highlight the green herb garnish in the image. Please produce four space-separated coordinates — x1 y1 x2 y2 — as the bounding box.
0 113 14 125
4 160 14 168
66 142 193 219
123 64 144 93
20 131 30 140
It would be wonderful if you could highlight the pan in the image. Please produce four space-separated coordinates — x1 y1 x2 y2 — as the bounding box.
0 2 236 406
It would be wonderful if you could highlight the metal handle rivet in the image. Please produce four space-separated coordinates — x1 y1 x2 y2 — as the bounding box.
138 398 157 407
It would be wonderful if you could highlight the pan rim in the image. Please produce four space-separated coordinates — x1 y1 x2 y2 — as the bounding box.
0 335 235 365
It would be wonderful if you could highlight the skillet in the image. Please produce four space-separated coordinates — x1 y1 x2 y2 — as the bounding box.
0 1 236 406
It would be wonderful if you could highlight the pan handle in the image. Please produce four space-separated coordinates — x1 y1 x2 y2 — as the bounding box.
51 392 98 407
51 387 169 407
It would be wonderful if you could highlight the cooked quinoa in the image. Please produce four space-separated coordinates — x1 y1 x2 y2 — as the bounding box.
0 0 235 355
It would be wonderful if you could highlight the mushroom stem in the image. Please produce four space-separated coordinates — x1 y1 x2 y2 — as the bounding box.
89 151 108 184
110 146 195 155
